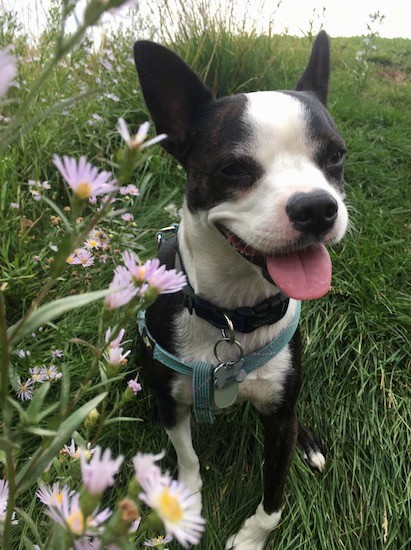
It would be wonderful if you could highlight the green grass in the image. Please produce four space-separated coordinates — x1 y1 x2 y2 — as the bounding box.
1 4 410 549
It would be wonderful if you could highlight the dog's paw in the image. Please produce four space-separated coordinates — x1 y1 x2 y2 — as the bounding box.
303 449 326 473
297 422 326 473
225 504 281 549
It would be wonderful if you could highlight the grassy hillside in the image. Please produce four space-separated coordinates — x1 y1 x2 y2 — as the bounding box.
0 4 410 549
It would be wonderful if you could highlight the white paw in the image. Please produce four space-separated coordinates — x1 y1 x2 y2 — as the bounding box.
225 504 281 549
178 466 203 507
303 450 326 473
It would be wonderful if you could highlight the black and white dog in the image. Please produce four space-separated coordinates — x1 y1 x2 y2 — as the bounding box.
134 31 348 549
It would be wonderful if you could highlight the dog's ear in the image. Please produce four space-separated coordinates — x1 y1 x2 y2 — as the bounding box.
295 30 330 106
134 40 214 163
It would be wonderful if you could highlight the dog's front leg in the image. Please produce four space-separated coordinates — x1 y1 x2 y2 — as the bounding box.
226 408 298 550
166 407 203 505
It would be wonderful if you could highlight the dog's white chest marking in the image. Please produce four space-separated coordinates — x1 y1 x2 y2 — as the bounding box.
171 300 297 413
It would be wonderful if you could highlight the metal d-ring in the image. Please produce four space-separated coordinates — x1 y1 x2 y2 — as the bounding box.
213 338 244 365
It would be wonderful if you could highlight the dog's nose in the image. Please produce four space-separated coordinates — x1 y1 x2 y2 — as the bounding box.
286 190 338 234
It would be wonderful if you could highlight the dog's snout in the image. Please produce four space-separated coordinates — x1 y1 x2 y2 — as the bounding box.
286 190 338 234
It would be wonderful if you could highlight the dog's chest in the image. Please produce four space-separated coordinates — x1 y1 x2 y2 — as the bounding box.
171 308 294 413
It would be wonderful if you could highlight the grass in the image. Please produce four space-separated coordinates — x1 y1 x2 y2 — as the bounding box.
1 3 410 549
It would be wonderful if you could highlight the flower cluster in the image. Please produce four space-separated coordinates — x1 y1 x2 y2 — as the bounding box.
104 252 187 310
27 179 51 201
36 448 204 547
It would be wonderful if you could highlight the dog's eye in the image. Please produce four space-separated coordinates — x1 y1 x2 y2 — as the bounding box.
327 151 345 166
220 163 250 179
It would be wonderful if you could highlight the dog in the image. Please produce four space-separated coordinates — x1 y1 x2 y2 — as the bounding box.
134 31 348 549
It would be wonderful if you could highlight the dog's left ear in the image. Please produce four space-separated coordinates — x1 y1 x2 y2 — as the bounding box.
134 40 214 164
295 30 330 106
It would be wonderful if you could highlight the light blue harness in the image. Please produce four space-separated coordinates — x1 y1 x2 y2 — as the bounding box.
137 300 301 423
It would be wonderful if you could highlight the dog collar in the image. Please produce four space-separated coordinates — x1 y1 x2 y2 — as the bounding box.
162 229 290 332
138 301 301 423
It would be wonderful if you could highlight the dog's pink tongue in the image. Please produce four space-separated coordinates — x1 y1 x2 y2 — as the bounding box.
266 244 332 300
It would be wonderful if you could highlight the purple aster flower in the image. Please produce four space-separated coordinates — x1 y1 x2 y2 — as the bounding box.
128 379 142 395
119 184 139 196
144 534 174 547
0 48 16 98
29 367 46 384
123 253 186 294
80 445 124 496
132 451 166 492
10 202 19 209
16 378 34 401
53 155 116 200
105 346 131 366
37 483 74 508
117 118 166 150
105 327 126 348
41 489 111 537
39 364 62 380
76 248 95 268
121 212 134 222
104 266 138 309
51 349 64 359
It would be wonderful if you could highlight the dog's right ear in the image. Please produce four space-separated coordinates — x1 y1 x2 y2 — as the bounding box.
134 41 214 163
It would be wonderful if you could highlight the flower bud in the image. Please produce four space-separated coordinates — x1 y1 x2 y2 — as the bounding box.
84 408 100 431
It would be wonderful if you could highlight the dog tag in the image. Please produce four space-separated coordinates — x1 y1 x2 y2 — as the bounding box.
214 380 238 408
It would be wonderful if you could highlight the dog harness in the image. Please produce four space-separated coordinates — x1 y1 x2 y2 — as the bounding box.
137 225 301 423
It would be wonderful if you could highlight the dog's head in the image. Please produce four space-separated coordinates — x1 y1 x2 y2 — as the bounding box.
134 32 348 301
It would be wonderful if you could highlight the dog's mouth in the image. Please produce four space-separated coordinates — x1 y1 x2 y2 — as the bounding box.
218 226 332 301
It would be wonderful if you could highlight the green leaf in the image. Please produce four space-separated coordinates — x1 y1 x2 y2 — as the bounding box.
15 507 43 546
25 382 51 420
104 416 142 426
23 427 58 437
8 288 113 344
15 392 107 495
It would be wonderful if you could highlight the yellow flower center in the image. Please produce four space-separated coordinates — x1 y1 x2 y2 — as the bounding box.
55 492 63 505
67 509 84 535
66 255 75 263
158 487 183 523
76 181 92 199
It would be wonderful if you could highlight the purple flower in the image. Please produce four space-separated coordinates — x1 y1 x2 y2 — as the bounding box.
105 327 126 348
119 184 139 196
53 155 116 200
29 367 46 384
76 248 95 268
10 202 19 209
16 378 34 401
104 266 138 309
105 346 131 366
51 349 64 359
40 489 111 537
121 212 134 222
117 118 166 150
123 253 186 294
127 379 142 395
39 364 62 380
80 446 124 496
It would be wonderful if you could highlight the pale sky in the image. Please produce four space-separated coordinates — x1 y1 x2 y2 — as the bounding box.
1 0 410 40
